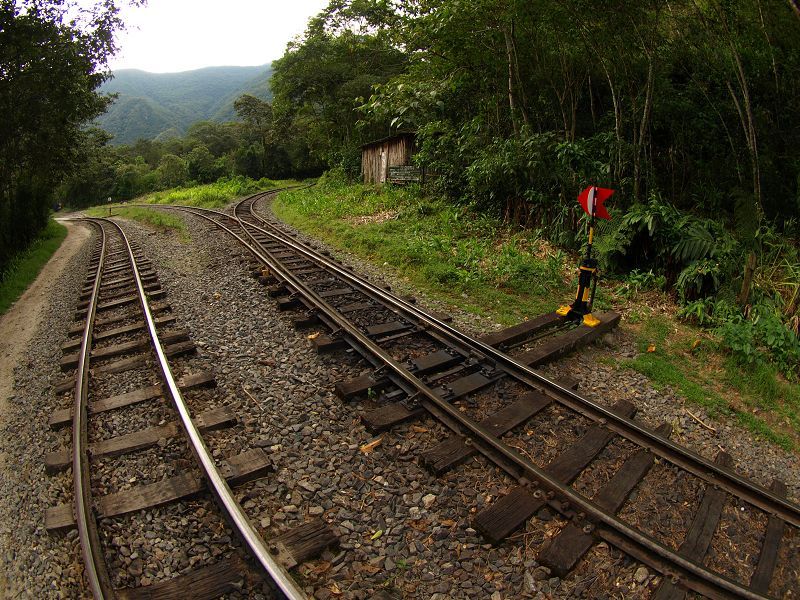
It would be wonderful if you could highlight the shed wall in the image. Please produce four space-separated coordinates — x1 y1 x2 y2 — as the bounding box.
361 136 414 184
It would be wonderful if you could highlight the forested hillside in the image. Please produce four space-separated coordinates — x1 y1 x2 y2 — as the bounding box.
97 65 273 144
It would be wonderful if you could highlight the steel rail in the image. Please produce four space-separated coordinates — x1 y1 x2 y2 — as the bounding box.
234 195 800 529
161 204 775 600
73 220 116 598
87 219 307 600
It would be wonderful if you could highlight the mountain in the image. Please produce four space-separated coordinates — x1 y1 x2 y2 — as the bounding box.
96 65 273 145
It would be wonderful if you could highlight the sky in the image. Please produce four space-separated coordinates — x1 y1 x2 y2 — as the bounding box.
108 0 329 73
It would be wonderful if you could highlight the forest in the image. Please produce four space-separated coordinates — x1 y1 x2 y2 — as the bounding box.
2 0 799 373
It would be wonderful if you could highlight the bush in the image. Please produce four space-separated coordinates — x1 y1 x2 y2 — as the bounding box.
716 306 800 379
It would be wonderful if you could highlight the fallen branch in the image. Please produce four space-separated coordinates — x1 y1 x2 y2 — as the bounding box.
686 409 717 433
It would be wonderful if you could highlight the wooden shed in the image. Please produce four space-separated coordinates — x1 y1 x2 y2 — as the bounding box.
361 133 416 184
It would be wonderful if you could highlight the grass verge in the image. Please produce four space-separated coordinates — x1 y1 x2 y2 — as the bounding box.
275 180 800 453
0 220 67 316
618 309 799 451
85 206 189 241
274 181 574 326
141 177 301 209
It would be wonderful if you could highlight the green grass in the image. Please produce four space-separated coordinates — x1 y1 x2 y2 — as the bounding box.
85 206 190 241
141 176 301 209
621 314 799 451
273 181 573 326
84 176 304 238
0 220 68 316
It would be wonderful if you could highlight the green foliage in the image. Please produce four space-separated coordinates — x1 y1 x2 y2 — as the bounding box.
270 4 407 175
0 220 67 316
157 154 189 189
140 176 295 209
716 307 800 380
0 1 130 274
598 196 739 301
618 269 666 299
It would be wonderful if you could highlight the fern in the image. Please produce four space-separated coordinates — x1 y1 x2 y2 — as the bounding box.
672 222 717 262
676 258 722 301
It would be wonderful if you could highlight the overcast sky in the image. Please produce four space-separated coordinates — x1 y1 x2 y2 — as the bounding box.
108 0 329 73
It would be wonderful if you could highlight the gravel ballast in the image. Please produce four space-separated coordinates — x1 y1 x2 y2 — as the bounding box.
0 202 797 598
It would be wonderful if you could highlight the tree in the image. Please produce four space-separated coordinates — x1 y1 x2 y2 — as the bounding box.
234 94 274 176
187 144 220 183
157 154 189 189
271 3 407 175
0 0 141 273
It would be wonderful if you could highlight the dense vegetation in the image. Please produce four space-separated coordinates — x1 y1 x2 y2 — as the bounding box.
97 65 273 144
4 0 798 383
56 95 319 209
0 0 138 276
265 0 799 379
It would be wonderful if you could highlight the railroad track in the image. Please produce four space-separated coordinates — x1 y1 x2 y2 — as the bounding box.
146 190 798 598
45 218 336 599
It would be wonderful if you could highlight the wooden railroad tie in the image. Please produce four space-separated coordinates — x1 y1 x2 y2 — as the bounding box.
44 405 237 473
60 329 190 371
46 449 273 532
651 451 733 600
419 377 579 476
49 371 215 429
61 315 177 352
66 301 172 336
115 557 244 600
472 399 637 544
538 422 673 576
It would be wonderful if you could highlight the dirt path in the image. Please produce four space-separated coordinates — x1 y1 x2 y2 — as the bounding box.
0 219 91 599
0 220 91 463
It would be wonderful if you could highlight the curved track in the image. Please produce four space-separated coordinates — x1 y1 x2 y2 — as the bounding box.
145 190 799 599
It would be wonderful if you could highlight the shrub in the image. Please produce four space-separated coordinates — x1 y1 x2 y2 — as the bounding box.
716 306 800 380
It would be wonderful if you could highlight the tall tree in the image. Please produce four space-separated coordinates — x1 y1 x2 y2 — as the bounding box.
0 0 141 273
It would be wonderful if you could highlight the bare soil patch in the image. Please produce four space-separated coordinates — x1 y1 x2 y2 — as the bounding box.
0 221 90 463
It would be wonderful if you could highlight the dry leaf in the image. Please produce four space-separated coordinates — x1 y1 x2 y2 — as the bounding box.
691 339 701 351
408 519 430 532
359 437 383 454
647 343 656 353
370 529 383 540
307 332 320 340
440 519 456 527
312 561 331 575
359 564 380 575
411 425 428 433
330 582 343 596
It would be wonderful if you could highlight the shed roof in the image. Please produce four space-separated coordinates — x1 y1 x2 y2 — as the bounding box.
361 132 415 149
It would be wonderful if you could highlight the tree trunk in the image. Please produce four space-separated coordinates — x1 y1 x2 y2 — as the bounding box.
789 0 800 21
737 252 757 307
509 20 530 128
633 57 654 201
503 24 520 135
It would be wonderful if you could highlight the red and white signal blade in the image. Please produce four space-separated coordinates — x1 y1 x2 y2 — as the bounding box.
578 186 614 220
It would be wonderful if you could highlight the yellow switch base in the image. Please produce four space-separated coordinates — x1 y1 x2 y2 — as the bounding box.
582 313 601 328
556 305 571 317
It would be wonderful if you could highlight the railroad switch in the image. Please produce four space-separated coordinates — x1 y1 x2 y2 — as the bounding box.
556 256 601 327
557 185 615 327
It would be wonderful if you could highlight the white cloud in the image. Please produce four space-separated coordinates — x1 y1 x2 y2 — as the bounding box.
109 0 328 73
